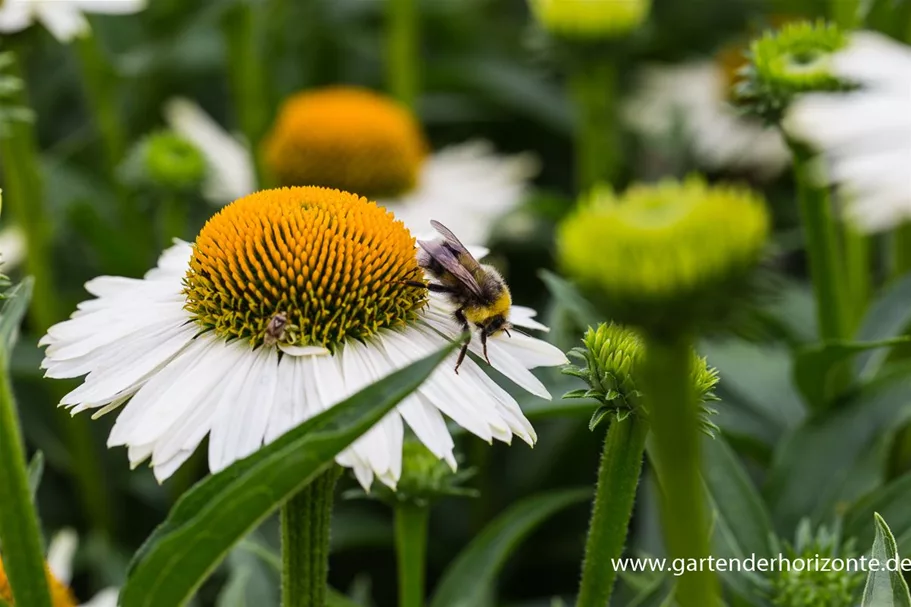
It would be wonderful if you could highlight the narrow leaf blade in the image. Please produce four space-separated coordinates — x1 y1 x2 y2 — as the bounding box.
121 344 454 607
862 513 911 607
430 489 590 607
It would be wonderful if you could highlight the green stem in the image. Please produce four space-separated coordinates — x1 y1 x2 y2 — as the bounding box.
281 466 340 607
0 51 114 539
790 142 850 341
386 0 419 110
842 224 869 329
222 2 270 184
890 222 911 281
159 195 187 250
73 34 126 172
830 0 860 28
576 414 649 607
643 334 718 607
569 55 619 193
395 502 429 607
0 354 52 607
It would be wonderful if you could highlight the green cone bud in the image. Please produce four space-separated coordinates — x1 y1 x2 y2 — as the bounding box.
558 177 769 335
528 0 651 40
121 130 207 192
735 20 849 123
563 323 720 432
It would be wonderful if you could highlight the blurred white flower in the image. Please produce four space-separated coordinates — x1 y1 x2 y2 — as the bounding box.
164 93 537 245
28 529 119 607
0 225 26 272
624 61 790 178
786 31 911 232
0 0 146 43
40 188 564 490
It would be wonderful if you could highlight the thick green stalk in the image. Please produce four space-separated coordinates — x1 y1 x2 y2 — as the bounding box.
569 56 619 193
281 467 340 607
790 143 850 341
575 414 649 607
890 222 911 281
0 53 113 537
395 502 429 607
222 2 270 183
842 225 869 329
830 0 860 28
643 334 719 607
0 355 51 607
386 0 419 110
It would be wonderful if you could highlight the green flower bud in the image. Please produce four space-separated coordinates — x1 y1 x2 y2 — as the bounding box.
528 0 650 40
563 322 720 432
557 177 769 336
736 20 850 123
121 130 206 192
769 520 864 607
347 442 478 507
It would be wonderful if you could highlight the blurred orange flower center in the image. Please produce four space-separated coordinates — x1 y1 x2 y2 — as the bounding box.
262 87 428 199
183 186 426 349
0 557 78 607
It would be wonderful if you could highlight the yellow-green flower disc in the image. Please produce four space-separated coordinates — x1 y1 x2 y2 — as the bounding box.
528 0 651 39
557 177 769 334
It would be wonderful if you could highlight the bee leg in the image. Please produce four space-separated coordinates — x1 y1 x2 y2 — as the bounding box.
453 309 471 374
480 330 491 365
454 339 470 374
402 280 457 294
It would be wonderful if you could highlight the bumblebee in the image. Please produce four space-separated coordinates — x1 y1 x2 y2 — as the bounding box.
405 220 512 373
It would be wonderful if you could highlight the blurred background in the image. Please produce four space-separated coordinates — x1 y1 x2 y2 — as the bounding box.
0 0 894 604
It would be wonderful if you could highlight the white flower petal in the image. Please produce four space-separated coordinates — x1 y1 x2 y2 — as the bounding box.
278 344 331 357
0 226 26 271
382 141 537 244
81 587 121 607
35 2 89 42
46 529 78 584
0 1 36 34
70 0 147 15
163 98 257 205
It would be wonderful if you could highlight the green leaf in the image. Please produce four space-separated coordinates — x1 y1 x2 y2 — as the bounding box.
120 344 455 607
26 450 44 502
861 513 911 607
856 272 911 379
538 270 600 330
326 588 364 607
699 340 805 450
429 489 590 607
794 337 911 409
766 369 911 533
0 275 49 607
589 406 611 431
702 436 774 603
703 436 775 559
846 472 911 556
0 278 33 353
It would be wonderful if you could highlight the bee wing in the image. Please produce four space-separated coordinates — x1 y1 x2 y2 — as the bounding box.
418 239 485 298
429 220 485 271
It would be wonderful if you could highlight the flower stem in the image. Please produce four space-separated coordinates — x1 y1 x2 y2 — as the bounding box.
395 502 429 607
789 142 850 341
159 195 187 250
0 51 114 538
842 224 869 328
222 1 270 184
569 55 619 193
890 222 911 281
0 354 52 607
386 0 419 110
281 466 341 607
575 414 649 607
642 333 719 607
830 0 860 28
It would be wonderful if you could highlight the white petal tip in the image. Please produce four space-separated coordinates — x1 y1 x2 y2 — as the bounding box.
278 344 332 357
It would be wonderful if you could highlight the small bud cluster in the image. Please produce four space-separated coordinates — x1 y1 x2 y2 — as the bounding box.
563 323 720 432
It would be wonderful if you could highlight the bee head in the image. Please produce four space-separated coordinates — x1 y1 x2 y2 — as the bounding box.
483 315 512 338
